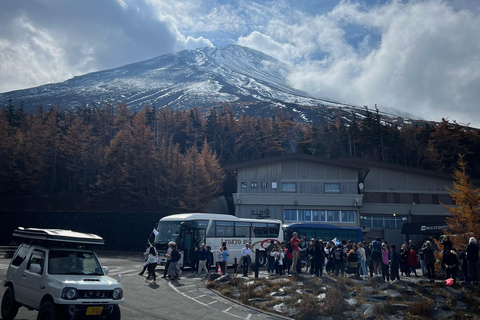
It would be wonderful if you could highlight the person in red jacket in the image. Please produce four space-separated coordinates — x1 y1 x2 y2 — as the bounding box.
408 248 419 277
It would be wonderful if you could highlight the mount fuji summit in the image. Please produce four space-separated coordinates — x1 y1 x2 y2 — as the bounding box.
0 45 419 124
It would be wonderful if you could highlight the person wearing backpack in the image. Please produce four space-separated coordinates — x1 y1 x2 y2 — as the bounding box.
167 242 181 281
334 244 346 276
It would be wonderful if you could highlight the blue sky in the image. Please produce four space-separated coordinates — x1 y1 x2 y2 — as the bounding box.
1 0 480 127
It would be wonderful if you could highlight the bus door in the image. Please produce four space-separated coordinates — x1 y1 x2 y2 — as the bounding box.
179 221 207 268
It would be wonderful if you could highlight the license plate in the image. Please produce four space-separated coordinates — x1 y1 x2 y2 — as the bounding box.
86 307 103 315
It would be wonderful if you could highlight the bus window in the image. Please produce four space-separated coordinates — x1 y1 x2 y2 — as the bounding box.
267 223 280 237
235 222 251 237
252 223 267 237
155 221 181 244
215 221 234 237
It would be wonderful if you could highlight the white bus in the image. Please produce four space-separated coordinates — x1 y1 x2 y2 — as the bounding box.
153 213 284 268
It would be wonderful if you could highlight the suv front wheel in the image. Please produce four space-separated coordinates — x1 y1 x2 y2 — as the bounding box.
37 300 58 320
1 286 20 320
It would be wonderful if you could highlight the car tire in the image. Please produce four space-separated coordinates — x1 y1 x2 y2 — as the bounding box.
107 305 121 320
37 300 58 320
1 286 20 320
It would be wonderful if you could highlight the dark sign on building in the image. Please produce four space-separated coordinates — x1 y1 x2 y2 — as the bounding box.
401 223 450 235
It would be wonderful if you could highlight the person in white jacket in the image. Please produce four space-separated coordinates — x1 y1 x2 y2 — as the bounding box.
144 247 158 284
271 244 285 276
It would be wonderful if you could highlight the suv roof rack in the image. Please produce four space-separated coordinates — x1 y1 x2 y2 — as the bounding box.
13 227 104 245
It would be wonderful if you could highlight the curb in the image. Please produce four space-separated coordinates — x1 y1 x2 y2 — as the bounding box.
208 287 293 320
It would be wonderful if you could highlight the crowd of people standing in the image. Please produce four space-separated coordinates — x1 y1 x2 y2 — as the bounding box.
265 233 480 285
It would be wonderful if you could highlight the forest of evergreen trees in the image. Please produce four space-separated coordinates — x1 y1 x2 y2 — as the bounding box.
1 102 479 213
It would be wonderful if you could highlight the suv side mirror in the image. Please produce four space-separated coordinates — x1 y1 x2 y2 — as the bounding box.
102 266 109 275
29 263 42 274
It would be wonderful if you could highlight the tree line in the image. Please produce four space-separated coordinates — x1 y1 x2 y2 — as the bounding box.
1 102 480 212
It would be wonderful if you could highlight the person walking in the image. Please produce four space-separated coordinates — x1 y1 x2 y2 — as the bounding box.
422 241 436 283
139 243 151 276
241 243 252 276
144 247 158 284
168 242 181 281
162 242 173 279
196 243 209 277
289 232 305 276
466 237 480 285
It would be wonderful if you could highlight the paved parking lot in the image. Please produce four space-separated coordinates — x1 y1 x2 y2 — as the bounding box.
0 251 284 320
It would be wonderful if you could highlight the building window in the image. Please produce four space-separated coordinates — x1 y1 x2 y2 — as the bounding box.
360 216 405 229
281 182 296 192
325 183 340 193
272 182 277 189
251 182 257 188
261 182 267 189
284 209 297 221
326 210 338 222
241 182 247 189
341 211 355 223
284 209 355 223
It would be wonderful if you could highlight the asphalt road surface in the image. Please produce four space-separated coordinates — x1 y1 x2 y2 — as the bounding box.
0 251 284 320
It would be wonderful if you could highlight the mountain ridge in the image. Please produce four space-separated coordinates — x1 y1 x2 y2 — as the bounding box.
0 44 422 125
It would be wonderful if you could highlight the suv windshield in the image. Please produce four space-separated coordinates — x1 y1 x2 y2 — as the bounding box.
48 250 103 275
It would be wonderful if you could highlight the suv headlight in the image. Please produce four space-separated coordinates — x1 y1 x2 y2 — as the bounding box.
61 287 78 300
112 288 123 300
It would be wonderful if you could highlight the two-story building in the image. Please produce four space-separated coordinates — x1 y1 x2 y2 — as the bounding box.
224 153 478 245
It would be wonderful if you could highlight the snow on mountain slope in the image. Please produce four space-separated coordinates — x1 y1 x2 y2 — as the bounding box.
0 44 423 126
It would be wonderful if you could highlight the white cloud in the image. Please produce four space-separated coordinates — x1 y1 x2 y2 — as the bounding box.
287 0 480 127
237 31 300 64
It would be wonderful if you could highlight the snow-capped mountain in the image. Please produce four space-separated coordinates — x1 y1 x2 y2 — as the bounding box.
0 44 421 125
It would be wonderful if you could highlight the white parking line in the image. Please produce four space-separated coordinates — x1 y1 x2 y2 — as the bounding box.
168 282 251 319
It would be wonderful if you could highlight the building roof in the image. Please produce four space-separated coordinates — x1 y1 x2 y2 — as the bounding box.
224 153 370 171
224 153 480 186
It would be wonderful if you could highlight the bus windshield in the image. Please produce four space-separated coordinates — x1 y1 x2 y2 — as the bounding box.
154 220 181 244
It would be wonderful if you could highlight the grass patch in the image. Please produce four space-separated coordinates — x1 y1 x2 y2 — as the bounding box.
410 299 432 317
296 295 322 320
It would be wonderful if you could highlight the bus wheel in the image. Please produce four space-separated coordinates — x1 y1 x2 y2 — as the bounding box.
257 252 266 266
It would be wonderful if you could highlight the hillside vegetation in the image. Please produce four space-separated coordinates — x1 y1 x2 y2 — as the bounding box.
1 103 479 212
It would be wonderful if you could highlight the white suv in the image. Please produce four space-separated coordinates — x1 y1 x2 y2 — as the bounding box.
1 228 123 320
